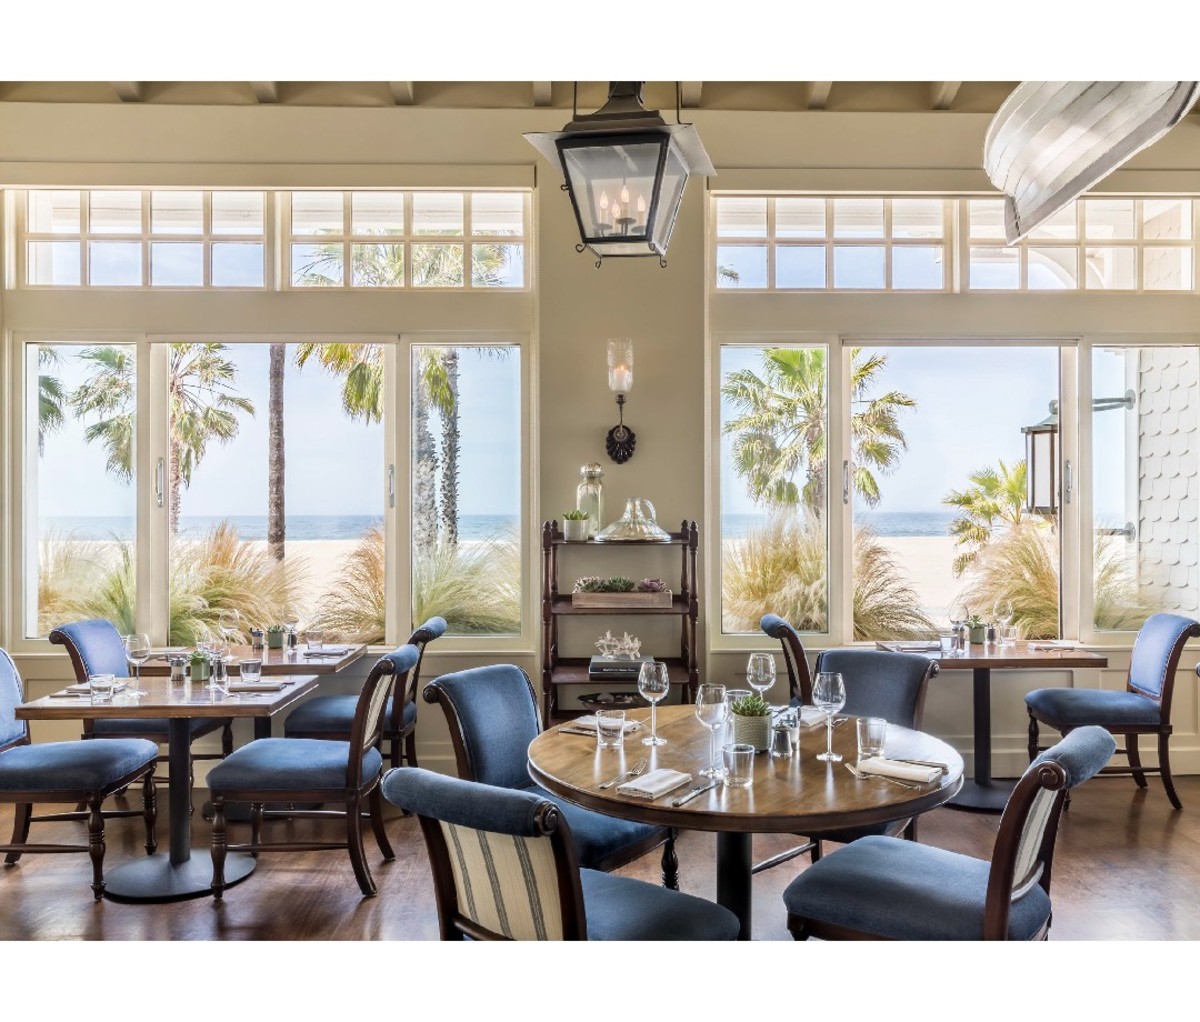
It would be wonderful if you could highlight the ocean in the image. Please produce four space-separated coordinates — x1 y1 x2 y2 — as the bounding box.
44 511 956 542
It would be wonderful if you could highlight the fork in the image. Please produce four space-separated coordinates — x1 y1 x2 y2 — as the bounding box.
845 762 922 790
598 758 647 789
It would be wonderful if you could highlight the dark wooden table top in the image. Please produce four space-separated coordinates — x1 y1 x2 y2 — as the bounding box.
16 675 319 720
882 639 1108 670
528 705 964 834
139 643 367 676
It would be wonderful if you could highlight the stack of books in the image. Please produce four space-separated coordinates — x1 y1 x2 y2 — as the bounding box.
588 655 652 680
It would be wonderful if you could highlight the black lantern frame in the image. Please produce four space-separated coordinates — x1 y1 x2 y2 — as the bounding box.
1022 413 1059 515
524 82 715 267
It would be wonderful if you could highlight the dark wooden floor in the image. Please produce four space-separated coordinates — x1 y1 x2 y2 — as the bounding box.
2 775 1199 940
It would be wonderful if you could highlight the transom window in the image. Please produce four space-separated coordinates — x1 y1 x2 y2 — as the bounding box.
23 190 267 288
286 191 528 289
712 194 1198 293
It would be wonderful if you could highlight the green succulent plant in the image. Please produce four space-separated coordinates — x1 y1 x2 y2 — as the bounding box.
573 576 605 593
600 576 636 593
562 510 589 521
267 624 285 634
966 612 985 627
189 650 211 665
730 693 772 716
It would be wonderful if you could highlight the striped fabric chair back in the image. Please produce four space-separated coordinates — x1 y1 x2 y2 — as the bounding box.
437 819 565 940
345 644 419 784
984 726 1115 938
384 767 586 940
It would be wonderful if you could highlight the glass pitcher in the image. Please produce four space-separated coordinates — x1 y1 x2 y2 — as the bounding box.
595 497 671 542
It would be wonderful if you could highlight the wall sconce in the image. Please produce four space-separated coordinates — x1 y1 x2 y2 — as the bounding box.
605 338 636 464
1021 390 1136 515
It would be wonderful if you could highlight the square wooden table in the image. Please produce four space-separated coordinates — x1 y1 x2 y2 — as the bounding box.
17 674 318 901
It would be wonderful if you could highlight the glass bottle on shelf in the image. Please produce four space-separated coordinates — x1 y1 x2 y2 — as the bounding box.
576 462 604 539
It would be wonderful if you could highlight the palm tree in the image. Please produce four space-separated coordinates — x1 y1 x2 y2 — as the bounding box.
267 343 286 561
37 346 67 455
721 347 915 513
70 343 254 533
943 459 1029 576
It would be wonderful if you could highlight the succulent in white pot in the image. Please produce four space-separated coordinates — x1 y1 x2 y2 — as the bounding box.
562 510 590 542
729 692 772 752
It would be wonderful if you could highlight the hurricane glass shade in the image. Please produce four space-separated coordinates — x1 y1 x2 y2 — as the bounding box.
607 339 634 394
1022 414 1058 515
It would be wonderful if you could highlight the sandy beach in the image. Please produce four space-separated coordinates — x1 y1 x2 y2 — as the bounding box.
876 535 964 624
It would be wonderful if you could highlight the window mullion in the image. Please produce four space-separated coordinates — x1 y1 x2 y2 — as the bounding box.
143 340 173 642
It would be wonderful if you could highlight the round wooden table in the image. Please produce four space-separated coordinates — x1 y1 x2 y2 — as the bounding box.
528 705 964 939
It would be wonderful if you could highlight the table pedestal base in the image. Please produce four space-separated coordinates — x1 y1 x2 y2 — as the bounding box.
948 778 1015 812
103 851 255 902
716 832 753 941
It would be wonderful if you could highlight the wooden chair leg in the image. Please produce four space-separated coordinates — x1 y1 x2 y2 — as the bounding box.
211 798 228 900
251 803 264 852
1026 710 1040 762
346 796 376 897
660 829 679 890
5 803 32 865
810 839 823 863
368 787 394 861
221 722 234 758
404 730 419 769
1126 734 1149 789
903 817 918 843
786 913 811 941
1159 734 1182 810
87 796 106 901
142 773 158 856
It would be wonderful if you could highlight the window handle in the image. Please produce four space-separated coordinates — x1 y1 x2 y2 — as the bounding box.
388 464 396 509
155 458 165 508
1064 460 1073 505
842 460 850 505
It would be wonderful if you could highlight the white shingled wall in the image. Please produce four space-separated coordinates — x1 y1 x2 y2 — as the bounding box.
1137 347 1200 614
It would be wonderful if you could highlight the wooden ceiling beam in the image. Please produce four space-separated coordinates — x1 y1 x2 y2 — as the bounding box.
807 81 833 110
388 81 415 105
250 81 279 103
930 81 962 111
111 82 143 102
680 81 703 108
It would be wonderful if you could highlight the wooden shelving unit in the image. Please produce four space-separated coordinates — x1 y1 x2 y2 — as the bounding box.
540 519 699 721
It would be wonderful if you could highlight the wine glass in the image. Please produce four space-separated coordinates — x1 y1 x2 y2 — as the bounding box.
694 683 729 778
123 633 151 699
813 671 846 763
638 661 670 747
993 598 1015 647
746 652 777 701
218 608 240 646
283 613 300 655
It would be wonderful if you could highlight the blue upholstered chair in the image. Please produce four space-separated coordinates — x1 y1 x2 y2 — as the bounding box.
49 619 234 770
205 644 418 899
753 647 939 874
760 614 813 705
284 616 446 769
783 726 1116 940
422 664 677 884
1026 613 1200 809
384 767 739 941
0 648 159 899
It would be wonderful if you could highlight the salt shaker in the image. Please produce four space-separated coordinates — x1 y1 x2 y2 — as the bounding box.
250 627 264 652
769 720 795 759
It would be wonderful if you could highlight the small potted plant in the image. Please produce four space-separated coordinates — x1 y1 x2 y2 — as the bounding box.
266 625 285 649
562 509 590 542
729 692 772 752
966 612 988 645
188 650 211 682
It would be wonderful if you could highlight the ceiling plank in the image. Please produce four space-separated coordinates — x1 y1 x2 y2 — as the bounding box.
680 81 703 108
930 81 962 111
807 82 833 110
532 82 553 107
111 82 143 102
250 82 279 104
389 82 415 105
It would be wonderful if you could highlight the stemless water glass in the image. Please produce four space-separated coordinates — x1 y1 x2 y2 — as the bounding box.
695 683 729 778
638 661 670 747
123 632 151 699
994 598 1015 648
813 671 846 763
746 652 777 701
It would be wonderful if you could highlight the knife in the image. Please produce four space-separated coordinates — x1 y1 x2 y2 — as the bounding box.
671 780 719 807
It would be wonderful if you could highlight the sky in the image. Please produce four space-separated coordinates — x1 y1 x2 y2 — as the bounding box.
36 343 522 521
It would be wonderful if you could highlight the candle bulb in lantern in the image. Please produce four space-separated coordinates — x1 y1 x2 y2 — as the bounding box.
610 365 633 393
620 183 630 206
636 195 646 224
611 203 621 227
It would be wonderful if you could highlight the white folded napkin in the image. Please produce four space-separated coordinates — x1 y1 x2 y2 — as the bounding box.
572 714 642 733
616 768 692 800
1028 640 1075 651
799 706 828 727
229 682 285 693
856 757 942 784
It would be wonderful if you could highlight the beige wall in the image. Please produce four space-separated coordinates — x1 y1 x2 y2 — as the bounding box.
3 98 1200 777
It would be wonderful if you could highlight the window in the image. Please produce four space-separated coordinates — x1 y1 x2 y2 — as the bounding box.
288 191 528 289
23 190 266 288
1091 345 1199 630
23 342 137 639
410 344 523 635
714 196 949 291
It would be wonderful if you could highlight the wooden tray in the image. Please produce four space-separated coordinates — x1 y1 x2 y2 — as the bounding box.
571 590 672 609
